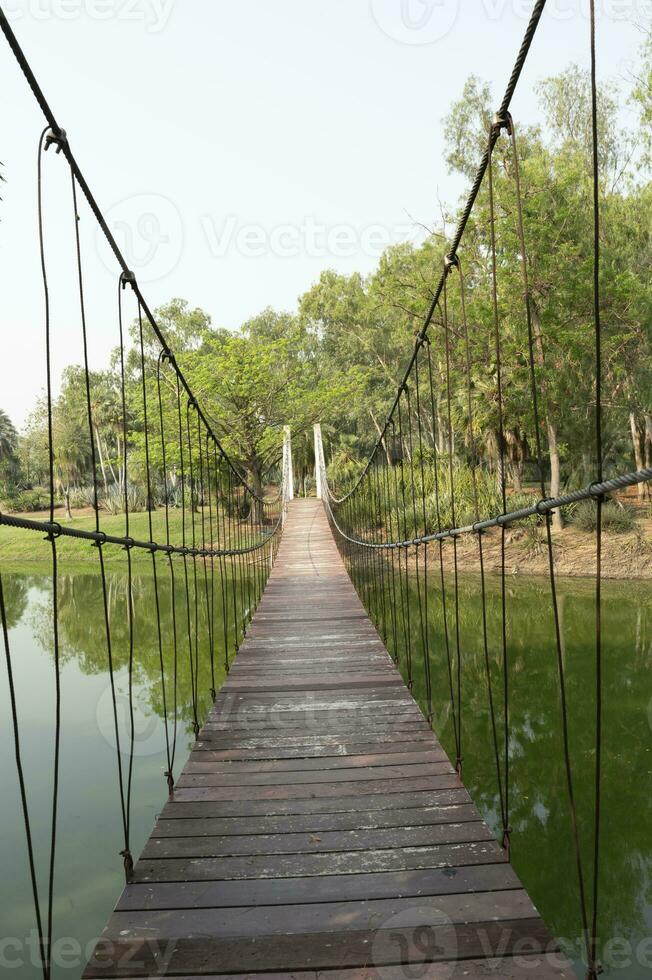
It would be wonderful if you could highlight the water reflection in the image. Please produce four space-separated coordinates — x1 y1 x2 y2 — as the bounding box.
374 568 652 978
1 564 651 978
0 560 253 980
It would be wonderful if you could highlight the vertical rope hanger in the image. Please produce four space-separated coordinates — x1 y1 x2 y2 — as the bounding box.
185 400 201 738
69 167 137 860
440 275 463 774
137 305 176 795
448 253 510 853
156 351 179 789
425 340 460 770
5 124 66 980
116 275 136 882
588 1 604 973
412 348 434 724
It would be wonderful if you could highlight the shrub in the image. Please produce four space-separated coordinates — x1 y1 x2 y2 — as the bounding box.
103 483 148 515
1 488 51 513
569 498 636 534
68 485 99 510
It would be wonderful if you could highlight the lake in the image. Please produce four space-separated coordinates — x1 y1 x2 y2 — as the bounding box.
1 562 651 978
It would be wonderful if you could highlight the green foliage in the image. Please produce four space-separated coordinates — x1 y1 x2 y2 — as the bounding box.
568 499 637 534
1 487 50 513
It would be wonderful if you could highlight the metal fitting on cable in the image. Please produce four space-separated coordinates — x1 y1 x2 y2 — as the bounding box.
92 531 108 549
444 253 459 273
586 962 604 979
589 481 608 503
120 848 134 883
44 127 67 153
492 110 513 136
122 537 135 552
44 521 62 542
165 771 175 795
535 497 554 516
120 269 136 290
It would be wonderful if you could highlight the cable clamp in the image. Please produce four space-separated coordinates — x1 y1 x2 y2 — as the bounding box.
120 270 137 290
147 542 158 555
444 254 459 273
122 537 135 551
589 481 608 503
92 531 108 549
586 963 604 979
535 497 554 516
492 110 513 136
45 521 62 541
45 128 68 153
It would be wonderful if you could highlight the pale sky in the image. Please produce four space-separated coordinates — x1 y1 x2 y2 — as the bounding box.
0 0 647 427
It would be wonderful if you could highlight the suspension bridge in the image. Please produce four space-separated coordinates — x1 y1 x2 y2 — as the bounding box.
1 0 649 978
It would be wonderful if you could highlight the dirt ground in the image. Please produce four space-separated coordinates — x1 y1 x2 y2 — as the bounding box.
416 519 652 580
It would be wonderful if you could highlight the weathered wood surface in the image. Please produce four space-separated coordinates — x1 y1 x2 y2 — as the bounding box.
85 499 575 979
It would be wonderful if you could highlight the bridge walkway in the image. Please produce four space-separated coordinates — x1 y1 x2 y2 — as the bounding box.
85 499 575 979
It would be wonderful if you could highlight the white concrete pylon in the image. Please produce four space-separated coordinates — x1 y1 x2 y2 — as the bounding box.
283 426 294 502
314 423 323 500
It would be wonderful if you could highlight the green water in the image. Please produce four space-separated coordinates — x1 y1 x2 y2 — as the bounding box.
0 562 243 980
358 564 652 978
1 563 651 978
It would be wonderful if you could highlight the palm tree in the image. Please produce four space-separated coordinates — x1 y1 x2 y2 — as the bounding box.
0 408 18 463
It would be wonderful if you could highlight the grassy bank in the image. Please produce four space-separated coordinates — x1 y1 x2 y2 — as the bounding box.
0 507 265 565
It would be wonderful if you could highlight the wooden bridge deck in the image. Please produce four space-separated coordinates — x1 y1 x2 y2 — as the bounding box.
85 499 575 979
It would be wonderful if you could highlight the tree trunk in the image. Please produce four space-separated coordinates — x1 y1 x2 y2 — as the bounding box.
548 421 563 531
369 409 392 467
645 415 652 476
630 412 645 499
250 456 264 525
93 423 109 497
64 488 72 520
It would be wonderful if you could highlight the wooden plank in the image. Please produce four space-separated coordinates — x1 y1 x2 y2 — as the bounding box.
116 863 523 911
134 840 505 882
160 787 473 820
102 890 539 940
84 499 572 979
150 804 482 838
141 822 492 859
85 919 558 976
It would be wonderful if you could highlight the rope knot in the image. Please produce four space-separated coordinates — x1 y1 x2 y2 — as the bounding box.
586 962 604 979
502 825 513 855
192 721 200 739
165 770 175 795
210 687 217 701
120 848 134 883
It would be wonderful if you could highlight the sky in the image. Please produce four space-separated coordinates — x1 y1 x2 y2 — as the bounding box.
0 0 648 427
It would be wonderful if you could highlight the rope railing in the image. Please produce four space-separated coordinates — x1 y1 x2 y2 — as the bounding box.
314 3 644 978
0 12 292 980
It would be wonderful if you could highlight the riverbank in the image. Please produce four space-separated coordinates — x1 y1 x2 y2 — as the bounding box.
419 519 652 580
2 506 652 578
0 506 265 565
